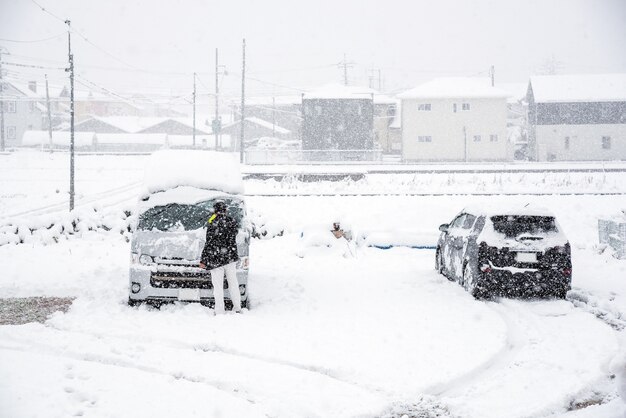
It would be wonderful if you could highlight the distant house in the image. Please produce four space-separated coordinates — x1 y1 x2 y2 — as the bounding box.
234 95 301 138
398 77 510 162
221 116 292 147
527 74 626 161
301 84 374 152
373 94 400 153
0 81 45 147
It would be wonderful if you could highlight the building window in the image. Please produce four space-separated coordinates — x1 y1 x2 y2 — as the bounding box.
418 135 432 142
462 103 471 111
418 103 431 111
7 101 17 113
7 126 16 139
490 134 498 142
453 103 457 113
602 136 611 150
564 136 570 150
473 135 481 142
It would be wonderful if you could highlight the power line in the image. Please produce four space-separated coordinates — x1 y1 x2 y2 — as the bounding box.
3 61 65 71
0 33 66 43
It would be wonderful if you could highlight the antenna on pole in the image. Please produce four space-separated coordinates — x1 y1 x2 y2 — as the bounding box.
65 19 75 211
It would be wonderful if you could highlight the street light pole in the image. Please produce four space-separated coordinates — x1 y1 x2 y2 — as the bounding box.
65 20 75 211
239 38 246 163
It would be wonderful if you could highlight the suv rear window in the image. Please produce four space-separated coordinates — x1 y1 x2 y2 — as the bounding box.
490 215 557 237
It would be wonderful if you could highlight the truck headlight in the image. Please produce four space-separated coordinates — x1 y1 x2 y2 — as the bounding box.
139 254 155 265
131 252 139 263
131 283 141 293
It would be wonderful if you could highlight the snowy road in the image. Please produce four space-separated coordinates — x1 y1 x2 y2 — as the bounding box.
0 234 623 418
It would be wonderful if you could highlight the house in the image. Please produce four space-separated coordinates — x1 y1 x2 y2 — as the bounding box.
234 95 302 138
220 116 292 148
527 74 626 161
301 84 374 152
373 94 400 153
0 81 45 147
398 77 510 162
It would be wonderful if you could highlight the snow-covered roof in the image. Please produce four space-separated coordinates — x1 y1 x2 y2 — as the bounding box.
398 77 510 99
143 150 244 195
497 82 529 104
529 74 626 103
82 116 168 133
96 133 167 145
461 204 556 218
21 130 96 147
223 117 291 135
245 96 302 106
303 84 375 100
4 81 43 99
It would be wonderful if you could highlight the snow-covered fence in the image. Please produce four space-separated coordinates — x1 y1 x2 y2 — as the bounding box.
598 215 626 259
245 149 383 164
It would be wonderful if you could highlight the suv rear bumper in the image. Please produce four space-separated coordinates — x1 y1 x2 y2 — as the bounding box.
478 269 571 297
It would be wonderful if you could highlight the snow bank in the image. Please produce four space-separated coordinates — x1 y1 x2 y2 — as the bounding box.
142 150 244 195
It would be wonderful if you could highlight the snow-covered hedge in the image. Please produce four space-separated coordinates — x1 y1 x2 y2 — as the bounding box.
0 206 136 247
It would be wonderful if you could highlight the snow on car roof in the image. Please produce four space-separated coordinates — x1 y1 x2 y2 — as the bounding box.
461 203 556 218
142 150 244 195
138 186 240 210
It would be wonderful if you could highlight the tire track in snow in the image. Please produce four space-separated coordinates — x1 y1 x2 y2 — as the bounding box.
0 336 276 417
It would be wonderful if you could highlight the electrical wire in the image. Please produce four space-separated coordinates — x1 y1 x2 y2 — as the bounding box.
0 33 66 43
3 61 65 71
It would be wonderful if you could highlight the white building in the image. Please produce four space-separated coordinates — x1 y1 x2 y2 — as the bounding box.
398 77 510 162
528 74 626 161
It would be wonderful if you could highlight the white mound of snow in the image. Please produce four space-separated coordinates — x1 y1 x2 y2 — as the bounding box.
143 150 244 195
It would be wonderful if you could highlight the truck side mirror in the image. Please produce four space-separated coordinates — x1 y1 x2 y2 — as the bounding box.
439 224 449 232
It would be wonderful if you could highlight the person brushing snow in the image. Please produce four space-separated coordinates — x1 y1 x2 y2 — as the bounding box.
199 201 241 314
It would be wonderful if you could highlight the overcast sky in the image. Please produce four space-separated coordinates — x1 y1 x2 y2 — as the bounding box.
1 0 625 102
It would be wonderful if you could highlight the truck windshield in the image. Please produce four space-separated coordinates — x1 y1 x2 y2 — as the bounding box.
138 198 244 231
490 215 557 237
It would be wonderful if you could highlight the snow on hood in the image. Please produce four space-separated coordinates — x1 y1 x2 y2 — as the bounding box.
142 150 244 195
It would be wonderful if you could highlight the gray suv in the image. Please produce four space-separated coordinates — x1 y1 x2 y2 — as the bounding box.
436 207 572 299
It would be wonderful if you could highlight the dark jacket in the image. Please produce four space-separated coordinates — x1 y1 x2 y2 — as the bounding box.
201 213 240 269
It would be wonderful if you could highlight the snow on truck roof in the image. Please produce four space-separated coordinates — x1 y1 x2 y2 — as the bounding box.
461 204 556 218
142 150 244 196
529 74 626 103
398 77 510 99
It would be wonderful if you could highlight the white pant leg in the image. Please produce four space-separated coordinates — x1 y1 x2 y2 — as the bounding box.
224 261 241 311
210 266 226 314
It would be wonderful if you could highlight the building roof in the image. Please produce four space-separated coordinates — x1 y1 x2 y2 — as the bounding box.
529 74 626 103
223 117 291 135
75 116 167 133
398 77 510 99
302 84 375 100
497 82 529 104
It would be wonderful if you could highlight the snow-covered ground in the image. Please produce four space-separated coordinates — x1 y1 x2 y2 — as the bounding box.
1 150 625 417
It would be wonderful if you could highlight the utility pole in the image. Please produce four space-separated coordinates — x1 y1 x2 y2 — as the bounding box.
272 95 276 138
378 69 382 91
45 74 53 152
463 125 468 162
490 65 495 87
65 20 75 211
214 48 220 150
338 54 354 86
239 38 246 163
0 49 5 152
192 72 196 148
